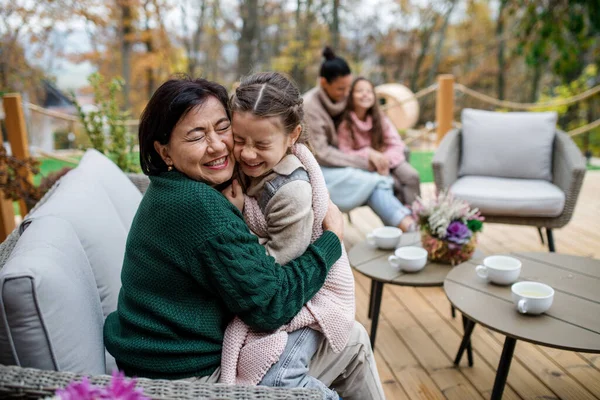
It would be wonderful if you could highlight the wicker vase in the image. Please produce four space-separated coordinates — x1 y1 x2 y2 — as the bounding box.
421 231 477 266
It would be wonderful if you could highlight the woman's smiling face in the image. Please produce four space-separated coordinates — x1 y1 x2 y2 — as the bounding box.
154 96 235 186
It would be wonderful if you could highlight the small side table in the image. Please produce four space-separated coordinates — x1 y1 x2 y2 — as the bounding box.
348 231 483 350
445 252 600 400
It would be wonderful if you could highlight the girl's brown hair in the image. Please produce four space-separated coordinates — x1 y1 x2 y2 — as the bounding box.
343 77 385 151
229 71 309 146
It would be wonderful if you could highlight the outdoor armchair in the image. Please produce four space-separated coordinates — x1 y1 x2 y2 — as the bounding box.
432 109 586 252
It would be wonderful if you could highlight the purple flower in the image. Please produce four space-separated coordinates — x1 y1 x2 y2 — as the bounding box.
102 371 149 400
55 371 149 400
446 221 472 245
55 377 101 400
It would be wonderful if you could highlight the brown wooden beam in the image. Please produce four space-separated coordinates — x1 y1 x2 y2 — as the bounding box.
3 93 33 217
436 74 455 144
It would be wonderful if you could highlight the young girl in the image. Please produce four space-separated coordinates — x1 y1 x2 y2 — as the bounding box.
220 72 364 399
338 77 421 211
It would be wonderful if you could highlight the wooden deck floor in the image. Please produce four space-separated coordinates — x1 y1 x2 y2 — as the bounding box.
343 171 600 400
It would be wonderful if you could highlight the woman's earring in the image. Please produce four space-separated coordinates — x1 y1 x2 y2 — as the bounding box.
167 164 173 171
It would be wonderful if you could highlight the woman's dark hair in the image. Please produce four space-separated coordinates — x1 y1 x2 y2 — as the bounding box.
344 77 385 151
230 71 309 146
138 76 230 175
319 46 351 83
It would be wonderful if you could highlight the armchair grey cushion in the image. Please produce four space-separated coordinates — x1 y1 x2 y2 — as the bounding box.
459 109 557 181
0 216 106 375
451 176 565 217
433 125 586 230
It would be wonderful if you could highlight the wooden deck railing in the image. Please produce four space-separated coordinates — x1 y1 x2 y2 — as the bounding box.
2 74 600 240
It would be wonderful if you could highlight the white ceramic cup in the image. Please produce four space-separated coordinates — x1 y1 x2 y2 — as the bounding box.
388 246 428 272
475 255 522 285
511 281 554 315
367 227 402 250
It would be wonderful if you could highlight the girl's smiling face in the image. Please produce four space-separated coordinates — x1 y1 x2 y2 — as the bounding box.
351 79 376 111
232 112 300 178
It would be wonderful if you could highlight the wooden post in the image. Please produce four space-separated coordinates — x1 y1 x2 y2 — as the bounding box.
436 74 455 144
3 93 33 216
0 190 15 242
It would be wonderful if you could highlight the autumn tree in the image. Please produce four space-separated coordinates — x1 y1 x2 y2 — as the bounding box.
237 0 260 77
0 0 66 101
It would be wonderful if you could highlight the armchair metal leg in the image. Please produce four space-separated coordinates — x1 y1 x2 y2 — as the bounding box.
546 229 556 252
537 227 545 245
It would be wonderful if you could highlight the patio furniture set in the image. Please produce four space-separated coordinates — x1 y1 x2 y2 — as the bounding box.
348 109 595 399
0 108 592 399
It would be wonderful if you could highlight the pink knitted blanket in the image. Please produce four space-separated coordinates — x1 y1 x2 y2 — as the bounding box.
219 144 356 386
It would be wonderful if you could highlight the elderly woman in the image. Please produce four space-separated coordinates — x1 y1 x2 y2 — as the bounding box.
103 77 385 399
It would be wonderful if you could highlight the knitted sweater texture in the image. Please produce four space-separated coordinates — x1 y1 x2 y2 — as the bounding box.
103 171 341 380
219 144 356 385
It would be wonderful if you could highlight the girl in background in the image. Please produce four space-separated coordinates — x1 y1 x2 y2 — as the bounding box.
338 77 421 214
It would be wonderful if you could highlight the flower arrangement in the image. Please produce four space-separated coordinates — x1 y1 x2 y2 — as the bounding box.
412 191 484 265
46 371 148 400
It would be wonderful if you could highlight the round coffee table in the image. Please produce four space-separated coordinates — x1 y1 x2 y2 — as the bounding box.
445 252 600 400
348 231 483 350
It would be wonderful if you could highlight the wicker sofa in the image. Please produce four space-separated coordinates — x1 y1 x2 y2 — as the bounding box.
0 149 320 399
432 109 586 252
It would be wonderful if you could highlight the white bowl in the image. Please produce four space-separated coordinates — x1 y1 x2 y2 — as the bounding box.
388 246 428 272
367 227 402 250
511 281 554 315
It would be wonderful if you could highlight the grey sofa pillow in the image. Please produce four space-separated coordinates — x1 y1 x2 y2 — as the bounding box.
26 169 127 319
77 149 142 230
0 216 106 374
459 109 557 181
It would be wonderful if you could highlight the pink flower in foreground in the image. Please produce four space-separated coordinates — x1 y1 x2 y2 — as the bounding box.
55 377 101 400
55 371 149 400
103 371 149 400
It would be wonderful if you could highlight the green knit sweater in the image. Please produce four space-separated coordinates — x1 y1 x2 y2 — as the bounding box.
103 171 341 380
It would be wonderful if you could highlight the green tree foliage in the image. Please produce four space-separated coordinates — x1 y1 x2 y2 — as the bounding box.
71 73 138 173
534 64 600 155
514 0 599 83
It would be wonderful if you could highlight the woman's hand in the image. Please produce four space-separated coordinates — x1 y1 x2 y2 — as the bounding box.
222 179 244 212
368 149 390 176
323 199 344 242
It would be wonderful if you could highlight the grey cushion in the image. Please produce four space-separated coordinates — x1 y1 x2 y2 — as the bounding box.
451 176 565 217
77 149 142 229
459 109 557 181
0 216 106 374
26 168 127 319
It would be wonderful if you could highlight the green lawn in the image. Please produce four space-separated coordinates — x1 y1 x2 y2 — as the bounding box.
12 157 80 216
34 158 79 185
410 151 434 184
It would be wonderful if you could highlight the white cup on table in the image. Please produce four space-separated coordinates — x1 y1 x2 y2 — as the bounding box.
511 281 554 315
388 246 428 272
475 255 522 285
367 227 402 250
